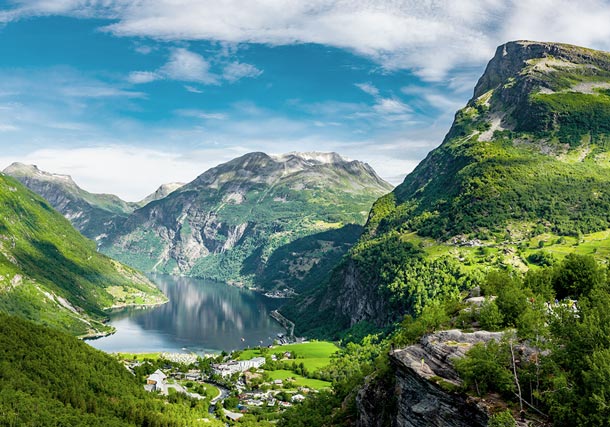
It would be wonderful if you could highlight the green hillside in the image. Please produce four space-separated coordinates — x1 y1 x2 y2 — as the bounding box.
3 162 137 241
0 173 165 336
284 41 610 337
0 311 220 426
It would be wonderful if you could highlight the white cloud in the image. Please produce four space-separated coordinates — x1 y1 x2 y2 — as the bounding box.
184 85 203 93
61 84 146 98
222 62 262 83
177 109 227 120
129 48 261 85
355 83 379 97
373 98 411 116
0 124 18 131
160 48 217 84
352 82 412 121
128 71 159 84
5 0 610 81
0 145 248 201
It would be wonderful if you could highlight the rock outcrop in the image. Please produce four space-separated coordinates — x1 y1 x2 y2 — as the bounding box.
357 330 504 427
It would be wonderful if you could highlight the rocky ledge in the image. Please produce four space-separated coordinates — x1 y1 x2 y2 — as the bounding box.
357 329 504 427
391 329 503 427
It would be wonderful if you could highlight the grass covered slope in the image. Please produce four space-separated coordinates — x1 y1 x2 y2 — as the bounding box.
0 173 166 336
0 312 220 426
285 41 610 337
388 41 610 240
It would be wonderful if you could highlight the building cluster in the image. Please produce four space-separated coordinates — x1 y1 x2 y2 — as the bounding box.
212 356 266 377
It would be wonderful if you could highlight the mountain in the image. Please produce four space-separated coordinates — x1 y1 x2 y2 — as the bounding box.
100 151 393 290
284 41 610 336
3 162 136 241
0 172 166 337
136 182 185 207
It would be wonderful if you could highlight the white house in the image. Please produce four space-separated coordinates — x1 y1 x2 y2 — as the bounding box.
145 369 167 393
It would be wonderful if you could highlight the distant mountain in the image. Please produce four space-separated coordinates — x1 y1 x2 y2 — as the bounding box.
101 151 393 290
3 162 136 241
136 182 185 207
284 41 610 336
0 172 165 337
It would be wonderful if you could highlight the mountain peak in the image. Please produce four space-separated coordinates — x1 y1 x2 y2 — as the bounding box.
137 182 185 207
272 151 350 165
473 40 610 99
3 162 77 187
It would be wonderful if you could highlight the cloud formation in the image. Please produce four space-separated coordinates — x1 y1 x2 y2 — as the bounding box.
128 48 261 85
4 1 610 80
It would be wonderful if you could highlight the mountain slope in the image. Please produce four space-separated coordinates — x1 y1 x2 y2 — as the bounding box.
0 173 165 337
285 41 610 336
4 163 136 241
101 152 393 290
0 312 220 426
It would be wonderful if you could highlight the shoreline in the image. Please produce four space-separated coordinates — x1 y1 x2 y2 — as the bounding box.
81 297 169 341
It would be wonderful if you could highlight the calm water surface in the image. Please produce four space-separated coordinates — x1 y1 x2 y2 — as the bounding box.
88 275 285 354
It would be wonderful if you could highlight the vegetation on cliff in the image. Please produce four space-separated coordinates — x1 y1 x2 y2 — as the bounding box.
285 40 610 337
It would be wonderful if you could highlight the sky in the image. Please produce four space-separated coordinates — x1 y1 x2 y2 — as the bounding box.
2 1 610 201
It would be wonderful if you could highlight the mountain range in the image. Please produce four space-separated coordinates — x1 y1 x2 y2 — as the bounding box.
6 152 392 293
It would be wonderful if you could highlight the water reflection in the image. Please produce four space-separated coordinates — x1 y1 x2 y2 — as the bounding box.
88 275 285 354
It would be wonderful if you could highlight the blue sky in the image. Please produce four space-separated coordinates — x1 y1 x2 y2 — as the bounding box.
2 1 610 200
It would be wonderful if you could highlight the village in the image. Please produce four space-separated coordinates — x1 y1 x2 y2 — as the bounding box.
121 340 339 423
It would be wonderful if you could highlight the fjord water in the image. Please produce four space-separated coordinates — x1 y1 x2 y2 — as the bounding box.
88 275 285 354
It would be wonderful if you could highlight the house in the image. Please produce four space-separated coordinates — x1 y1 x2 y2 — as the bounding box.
145 369 167 393
223 409 243 422
291 394 306 403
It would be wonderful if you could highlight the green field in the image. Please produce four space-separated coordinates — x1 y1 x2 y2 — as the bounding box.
240 341 339 361
266 370 331 390
117 352 162 361
238 341 339 389
239 341 340 371
203 383 221 400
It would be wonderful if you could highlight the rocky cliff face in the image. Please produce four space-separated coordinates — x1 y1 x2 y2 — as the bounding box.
101 151 393 288
357 330 503 427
